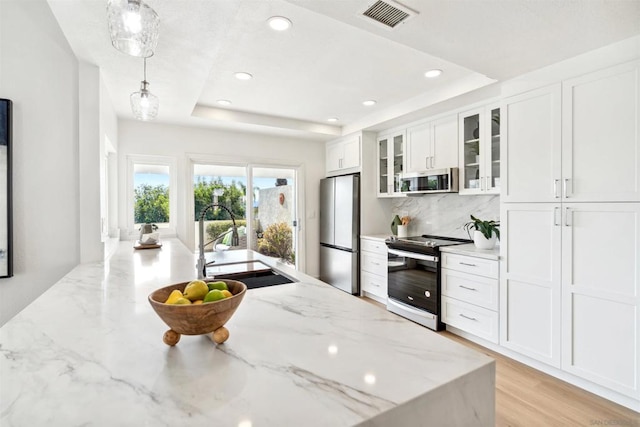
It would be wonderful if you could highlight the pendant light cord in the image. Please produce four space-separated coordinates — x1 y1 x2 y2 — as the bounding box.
143 57 147 82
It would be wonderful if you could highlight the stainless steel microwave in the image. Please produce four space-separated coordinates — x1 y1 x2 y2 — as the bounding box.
399 168 459 194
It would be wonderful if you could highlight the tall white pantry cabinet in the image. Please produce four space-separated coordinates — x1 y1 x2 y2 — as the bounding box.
500 60 640 402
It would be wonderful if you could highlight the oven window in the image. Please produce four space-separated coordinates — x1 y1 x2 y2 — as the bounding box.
388 255 438 313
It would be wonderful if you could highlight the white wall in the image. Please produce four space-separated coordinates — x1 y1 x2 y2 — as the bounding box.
0 0 80 325
78 62 104 262
117 120 325 276
100 75 119 240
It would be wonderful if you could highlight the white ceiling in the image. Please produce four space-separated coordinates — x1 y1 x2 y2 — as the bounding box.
47 0 640 141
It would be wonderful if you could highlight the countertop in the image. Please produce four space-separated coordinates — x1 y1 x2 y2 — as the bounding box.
0 239 494 426
440 243 501 260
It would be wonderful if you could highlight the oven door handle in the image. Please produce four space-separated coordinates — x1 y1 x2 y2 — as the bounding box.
387 248 438 262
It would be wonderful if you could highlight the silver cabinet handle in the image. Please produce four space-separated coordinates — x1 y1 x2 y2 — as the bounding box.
460 313 477 321
554 179 560 198
426 157 429 169
564 178 569 198
407 296 414 301
459 285 477 291
430 156 434 169
372 282 380 287
565 207 571 227
459 262 477 267
554 207 560 227
371 261 380 266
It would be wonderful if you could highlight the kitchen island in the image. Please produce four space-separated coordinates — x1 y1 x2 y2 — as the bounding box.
0 239 494 426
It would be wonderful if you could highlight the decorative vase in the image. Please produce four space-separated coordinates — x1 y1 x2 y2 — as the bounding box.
391 215 402 235
473 230 497 250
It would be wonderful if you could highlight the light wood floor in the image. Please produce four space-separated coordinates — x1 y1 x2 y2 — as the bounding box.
441 331 639 427
361 297 640 426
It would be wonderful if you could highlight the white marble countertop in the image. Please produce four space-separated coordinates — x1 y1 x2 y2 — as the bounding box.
0 239 494 426
440 243 501 260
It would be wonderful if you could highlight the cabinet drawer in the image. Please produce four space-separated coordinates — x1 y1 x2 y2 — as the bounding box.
441 253 499 279
361 271 387 299
442 296 499 343
361 251 387 276
441 268 499 311
361 238 387 254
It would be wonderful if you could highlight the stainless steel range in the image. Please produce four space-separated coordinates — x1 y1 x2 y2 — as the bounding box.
385 235 470 330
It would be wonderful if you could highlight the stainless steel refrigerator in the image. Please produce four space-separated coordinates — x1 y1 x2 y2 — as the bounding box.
319 174 359 294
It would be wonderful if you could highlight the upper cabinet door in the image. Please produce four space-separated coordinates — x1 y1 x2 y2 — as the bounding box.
431 114 458 170
342 136 361 170
501 84 562 203
326 135 361 175
459 108 484 195
459 107 499 195
405 122 431 174
562 60 640 202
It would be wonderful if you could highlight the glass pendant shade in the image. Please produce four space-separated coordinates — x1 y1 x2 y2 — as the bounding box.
130 81 159 121
107 0 159 58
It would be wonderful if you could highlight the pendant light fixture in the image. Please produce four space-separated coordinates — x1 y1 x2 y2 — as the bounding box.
107 0 159 58
130 57 159 121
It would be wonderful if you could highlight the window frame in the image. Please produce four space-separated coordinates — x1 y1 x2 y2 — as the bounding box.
126 154 178 239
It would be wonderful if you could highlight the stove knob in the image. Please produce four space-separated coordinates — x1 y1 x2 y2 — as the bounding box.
424 290 431 298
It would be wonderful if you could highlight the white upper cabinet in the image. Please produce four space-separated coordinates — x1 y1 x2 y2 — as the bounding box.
502 60 640 203
377 131 405 197
562 60 640 202
405 114 458 174
459 105 501 195
405 122 431 174
502 84 562 203
326 135 361 175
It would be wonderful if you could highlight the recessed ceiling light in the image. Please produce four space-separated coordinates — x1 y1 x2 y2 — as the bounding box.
268 16 292 31
424 69 443 78
217 99 232 106
362 100 376 106
234 72 253 80
327 117 339 122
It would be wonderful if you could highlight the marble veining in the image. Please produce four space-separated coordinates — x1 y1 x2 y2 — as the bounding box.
386 194 500 238
0 239 494 426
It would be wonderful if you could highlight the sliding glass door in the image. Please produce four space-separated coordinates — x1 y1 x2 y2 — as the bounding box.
192 162 298 268
251 167 297 266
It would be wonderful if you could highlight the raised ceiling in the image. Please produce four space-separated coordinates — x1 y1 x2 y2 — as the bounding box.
48 0 640 140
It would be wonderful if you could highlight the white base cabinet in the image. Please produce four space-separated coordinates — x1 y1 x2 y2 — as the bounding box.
560 203 640 398
360 237 387 303
501 202 640 399
441 252 500 343
500 203 562 367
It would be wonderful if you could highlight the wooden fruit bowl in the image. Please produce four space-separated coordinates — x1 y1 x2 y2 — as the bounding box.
148 279 247 346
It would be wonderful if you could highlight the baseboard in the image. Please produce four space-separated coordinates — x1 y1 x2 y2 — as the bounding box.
445 325 640 412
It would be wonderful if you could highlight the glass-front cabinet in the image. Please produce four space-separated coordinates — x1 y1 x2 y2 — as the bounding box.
459 105 501 195
377 131 405 197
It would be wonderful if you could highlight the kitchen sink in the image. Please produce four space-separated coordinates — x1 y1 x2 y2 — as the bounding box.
206 260 295 289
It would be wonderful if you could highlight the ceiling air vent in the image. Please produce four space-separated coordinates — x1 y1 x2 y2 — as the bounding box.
361 0 415 29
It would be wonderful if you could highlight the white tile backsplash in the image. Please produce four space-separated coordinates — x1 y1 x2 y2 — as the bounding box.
386 194 500 239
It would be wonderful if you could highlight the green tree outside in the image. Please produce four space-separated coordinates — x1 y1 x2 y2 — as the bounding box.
194 177 246 220
134 184 169 223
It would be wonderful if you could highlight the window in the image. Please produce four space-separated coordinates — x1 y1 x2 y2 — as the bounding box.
193 164 247 251
128 155 176 237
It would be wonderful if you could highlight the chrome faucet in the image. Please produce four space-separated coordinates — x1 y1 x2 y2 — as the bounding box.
196 203 239 279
